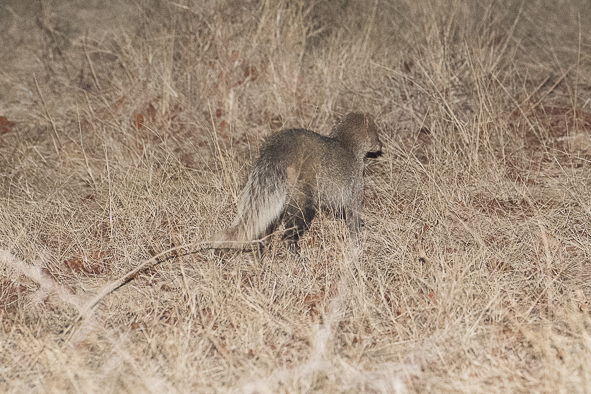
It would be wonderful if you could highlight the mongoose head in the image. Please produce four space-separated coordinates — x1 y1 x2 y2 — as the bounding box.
330 112 383 158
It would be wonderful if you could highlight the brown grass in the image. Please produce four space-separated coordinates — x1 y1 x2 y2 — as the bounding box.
1 0 591 392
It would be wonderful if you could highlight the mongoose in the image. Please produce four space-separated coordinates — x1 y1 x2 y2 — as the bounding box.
211 112 382 250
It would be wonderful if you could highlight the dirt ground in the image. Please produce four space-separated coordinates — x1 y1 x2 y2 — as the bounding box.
1 0 591 392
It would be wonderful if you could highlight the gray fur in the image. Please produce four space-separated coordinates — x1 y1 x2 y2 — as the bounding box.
210 112 382 249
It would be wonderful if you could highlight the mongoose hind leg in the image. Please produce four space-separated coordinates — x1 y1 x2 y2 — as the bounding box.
281 196 316 253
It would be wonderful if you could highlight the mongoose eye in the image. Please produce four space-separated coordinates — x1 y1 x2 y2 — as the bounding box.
366 150 383 159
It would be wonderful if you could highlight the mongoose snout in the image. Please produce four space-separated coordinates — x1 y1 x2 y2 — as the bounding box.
211 112 382 250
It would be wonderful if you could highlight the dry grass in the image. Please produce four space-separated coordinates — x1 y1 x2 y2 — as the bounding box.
1 0 591 392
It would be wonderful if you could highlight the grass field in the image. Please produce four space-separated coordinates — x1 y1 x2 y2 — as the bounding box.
1 0 591 392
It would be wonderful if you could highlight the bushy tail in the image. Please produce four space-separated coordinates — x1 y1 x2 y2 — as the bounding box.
210 162 287 248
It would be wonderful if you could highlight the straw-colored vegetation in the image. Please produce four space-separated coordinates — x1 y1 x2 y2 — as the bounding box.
1 0 591 392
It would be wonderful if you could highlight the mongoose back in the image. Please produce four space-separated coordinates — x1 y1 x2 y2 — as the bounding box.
211 112 382 249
